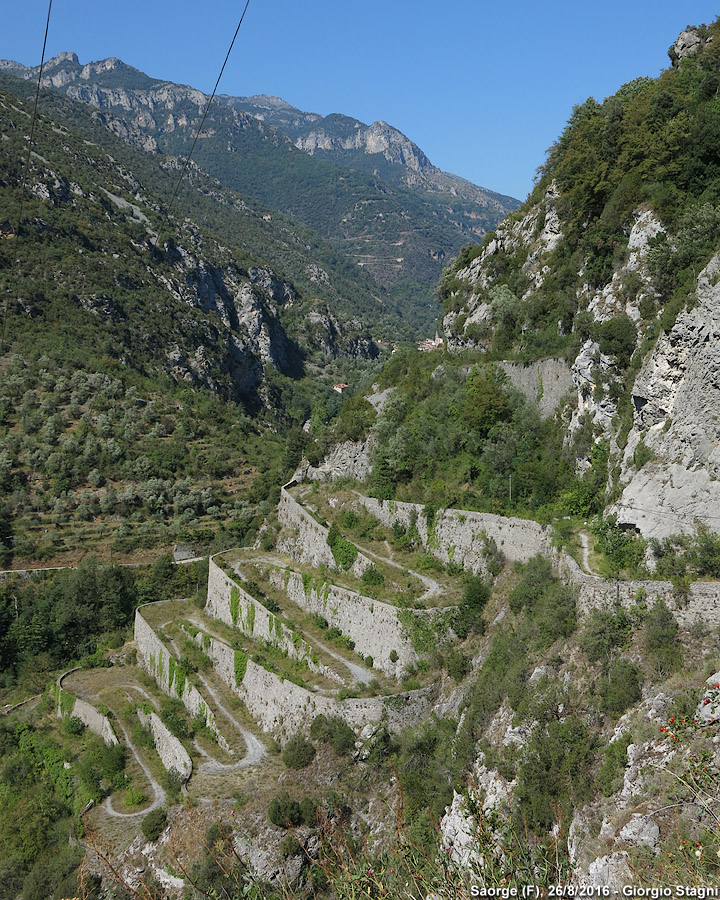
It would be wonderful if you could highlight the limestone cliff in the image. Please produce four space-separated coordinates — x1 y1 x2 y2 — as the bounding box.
438 20 720 538
611 251 720 538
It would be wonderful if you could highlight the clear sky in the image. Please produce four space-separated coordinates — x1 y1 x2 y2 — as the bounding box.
3 1 719 201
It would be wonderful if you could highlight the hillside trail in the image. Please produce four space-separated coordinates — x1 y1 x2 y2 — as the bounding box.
237 554 375 684
104 716 167 818
579 532 593 574
161 616 267 769
345 491 441 602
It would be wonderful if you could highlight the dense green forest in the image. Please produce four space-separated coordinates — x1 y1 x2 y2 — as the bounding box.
441 18 720 359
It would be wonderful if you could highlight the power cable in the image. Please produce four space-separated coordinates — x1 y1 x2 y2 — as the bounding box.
154 0 252 249
1 0 54 354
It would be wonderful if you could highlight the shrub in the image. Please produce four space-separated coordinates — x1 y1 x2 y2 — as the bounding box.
463 575 490 610
299 797 317 826
596 733 633 796
633 440 654 470
644 598 679 674
514 716 597 831
600 658 642 716
268 791 301 828
282 734 316 769
326 523 359 570
360 565 385 587
580 608 632 664
160 698 190 739
64 715 85 736
444 649 470 682
597 315 637 367
125 786 148 808
141 808 166 841
508 556 554 613
279 833 302 858
310 715 355 755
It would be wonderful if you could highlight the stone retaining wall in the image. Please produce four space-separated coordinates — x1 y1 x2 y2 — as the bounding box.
137 708 192 782
134 607 230 753
499 358 574 419
191 627 435 738
278 483 372 579
267 566 416 679
356 494 720 626
357 496 553 575
575 575 720 628
56 672 118 747
206 557 342 684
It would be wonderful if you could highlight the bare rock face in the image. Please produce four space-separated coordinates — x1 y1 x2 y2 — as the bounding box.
618 815 660 850
671 30 703 61
567 340 618 437
579 852 632 889
301 435 376 482
296 120 433 174
443 182 563 350
304 305 378 359
612 252 720 538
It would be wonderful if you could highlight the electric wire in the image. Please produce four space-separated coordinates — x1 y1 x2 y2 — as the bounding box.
154 0 252 249
1 0 54 354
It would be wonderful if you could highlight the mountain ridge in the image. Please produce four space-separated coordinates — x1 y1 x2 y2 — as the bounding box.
1 51 519 332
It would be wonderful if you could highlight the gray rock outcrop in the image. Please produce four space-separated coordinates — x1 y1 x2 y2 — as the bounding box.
300 435 376 482
499 358 574 418
612 252 720 538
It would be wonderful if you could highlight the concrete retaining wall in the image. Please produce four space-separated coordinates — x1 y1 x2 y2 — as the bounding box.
137 708 192 782
192 627 434 738
134 608 230 753
206 557 342 684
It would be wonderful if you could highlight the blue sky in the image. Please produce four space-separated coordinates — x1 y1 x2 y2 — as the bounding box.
3 1 719 201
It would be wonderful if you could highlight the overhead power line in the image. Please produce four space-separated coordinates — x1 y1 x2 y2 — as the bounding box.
1 0 54 354
155 0 253 247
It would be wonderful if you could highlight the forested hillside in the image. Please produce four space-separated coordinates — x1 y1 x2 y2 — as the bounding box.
5 16 720 900
0 76 390 570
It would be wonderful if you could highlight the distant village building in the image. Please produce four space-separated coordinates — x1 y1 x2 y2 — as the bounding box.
333 383 349 394
417 331 444 352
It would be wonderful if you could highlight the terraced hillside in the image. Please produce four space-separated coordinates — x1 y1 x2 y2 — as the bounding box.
34 471 720 893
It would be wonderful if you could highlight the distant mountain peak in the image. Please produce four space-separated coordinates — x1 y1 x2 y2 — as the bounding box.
46 50 79 67
243 94 297 110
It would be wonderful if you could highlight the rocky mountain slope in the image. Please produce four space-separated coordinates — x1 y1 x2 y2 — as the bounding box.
0 52 519 334
222 93 512 213
0 71 389 369
437 22 720 540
